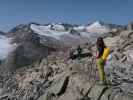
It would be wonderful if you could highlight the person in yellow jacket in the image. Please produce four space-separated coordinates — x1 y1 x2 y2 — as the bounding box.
96 37 110 85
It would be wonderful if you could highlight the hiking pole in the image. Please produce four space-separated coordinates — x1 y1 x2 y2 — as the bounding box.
91 56 97 83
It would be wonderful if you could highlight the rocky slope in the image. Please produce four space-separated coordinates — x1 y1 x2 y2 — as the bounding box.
0 22 132 100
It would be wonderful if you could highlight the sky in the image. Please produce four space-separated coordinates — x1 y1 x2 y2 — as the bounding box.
0 0 133 32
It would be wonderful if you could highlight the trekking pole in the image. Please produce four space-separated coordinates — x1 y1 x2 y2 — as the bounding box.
87 56 95 82
91 56 97 83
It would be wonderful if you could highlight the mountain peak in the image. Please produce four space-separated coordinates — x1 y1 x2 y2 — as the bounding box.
91 21 105 26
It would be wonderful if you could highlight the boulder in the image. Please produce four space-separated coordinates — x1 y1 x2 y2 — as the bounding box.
88 84 108 100
100 87 121 100
37 92 55 100
104 36 120 49
123 50 133 62
120 83 133 96
113 93 133 100
49 75 69 96
57 75 90 100
58 89 82 100
120 30 133 39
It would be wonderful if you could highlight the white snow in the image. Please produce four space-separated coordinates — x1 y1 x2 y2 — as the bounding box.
86 21 110 33
30 24 69 39
42 24 51 30
73 26 85 31
0 35 16 60
52 24 65 31
31 24 88 40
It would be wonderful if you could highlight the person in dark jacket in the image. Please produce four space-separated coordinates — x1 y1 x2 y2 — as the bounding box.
77 45 82 59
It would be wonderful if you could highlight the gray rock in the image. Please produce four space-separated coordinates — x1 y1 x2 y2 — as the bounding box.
37 92 55 100
49 75 69 96
88 84 108 100
113 92 133 100
104 36 120 49
123 50 133 62
120 83 133 96
120 30 133 39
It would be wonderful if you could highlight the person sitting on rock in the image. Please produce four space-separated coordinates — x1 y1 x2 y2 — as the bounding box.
77 45 82 59
96 37 110 85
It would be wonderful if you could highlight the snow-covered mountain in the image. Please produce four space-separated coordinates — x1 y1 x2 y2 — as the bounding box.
0 21 123 61
30 22 96 40
30 21 122 40
86 21 111 33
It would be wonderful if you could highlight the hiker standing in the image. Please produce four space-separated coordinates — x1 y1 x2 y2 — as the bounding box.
96 37 110 85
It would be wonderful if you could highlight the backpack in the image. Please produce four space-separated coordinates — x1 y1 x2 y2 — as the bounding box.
102 47 110 61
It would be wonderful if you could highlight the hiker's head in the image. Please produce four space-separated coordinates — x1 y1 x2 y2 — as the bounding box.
96 37 106 55
96 37 105 48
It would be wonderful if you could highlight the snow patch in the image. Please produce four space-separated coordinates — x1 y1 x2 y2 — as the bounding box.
73 26 85 31
52 24 65 31
86 21 110 33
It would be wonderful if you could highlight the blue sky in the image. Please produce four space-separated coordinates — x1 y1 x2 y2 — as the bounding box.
0 0 133 31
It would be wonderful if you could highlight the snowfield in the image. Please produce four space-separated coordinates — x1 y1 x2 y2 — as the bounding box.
73 26 85 32
30 21 111 41
52 24 65 31
30 24 70 39
86 21 110 33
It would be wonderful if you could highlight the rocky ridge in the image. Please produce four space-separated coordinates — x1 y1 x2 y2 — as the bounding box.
0 22 132 100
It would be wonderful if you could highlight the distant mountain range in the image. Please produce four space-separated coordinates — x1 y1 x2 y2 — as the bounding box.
0 21 125 60
0 21 126 70
30 21 123 39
